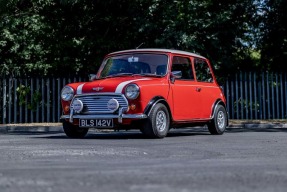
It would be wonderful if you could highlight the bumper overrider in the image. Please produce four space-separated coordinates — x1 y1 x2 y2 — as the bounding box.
60 93 147 126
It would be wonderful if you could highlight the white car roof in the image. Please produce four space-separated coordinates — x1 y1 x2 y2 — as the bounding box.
108 48 207 59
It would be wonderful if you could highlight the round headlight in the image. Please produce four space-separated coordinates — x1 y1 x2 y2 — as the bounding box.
61 86 74 101
125 84 140 100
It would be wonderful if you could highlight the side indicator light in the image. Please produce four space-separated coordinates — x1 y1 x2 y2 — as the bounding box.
64 106 70 112
129 104 136 111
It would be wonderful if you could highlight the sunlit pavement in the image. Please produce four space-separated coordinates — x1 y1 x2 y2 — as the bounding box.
0 125 287 192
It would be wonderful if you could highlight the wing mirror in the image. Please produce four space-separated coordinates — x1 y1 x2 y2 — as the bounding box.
89 74 97 81
171 71 182 79
170 71 182 84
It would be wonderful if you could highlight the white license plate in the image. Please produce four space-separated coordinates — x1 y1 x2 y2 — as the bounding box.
79 119 113 128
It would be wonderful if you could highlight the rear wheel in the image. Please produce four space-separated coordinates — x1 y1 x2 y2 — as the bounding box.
208 104 227 135
63 121 89 138
141 103 170 138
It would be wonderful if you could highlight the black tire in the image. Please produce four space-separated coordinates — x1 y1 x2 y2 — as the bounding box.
208 104 227 135
63 121 89 138
141 103 170 138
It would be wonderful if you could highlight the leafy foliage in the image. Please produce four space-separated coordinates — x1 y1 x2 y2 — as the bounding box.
259 0 287 72
16 84 41 110
0 0 286 77
139 0 260 75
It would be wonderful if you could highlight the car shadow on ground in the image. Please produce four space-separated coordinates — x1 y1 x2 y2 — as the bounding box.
35 130 211 140
20 127 210 140
4 127 287 139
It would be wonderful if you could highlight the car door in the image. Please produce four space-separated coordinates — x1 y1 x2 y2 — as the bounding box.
170 56 202 120
193 58 218 119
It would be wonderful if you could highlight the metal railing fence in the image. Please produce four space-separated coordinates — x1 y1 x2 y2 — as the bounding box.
0 76 88 124
0 72 286 124
224 72 287 120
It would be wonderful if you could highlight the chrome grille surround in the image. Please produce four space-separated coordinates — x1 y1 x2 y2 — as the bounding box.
70 93 128 114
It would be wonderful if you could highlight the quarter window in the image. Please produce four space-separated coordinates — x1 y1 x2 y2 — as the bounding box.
194 58 213 82
171 56 194 80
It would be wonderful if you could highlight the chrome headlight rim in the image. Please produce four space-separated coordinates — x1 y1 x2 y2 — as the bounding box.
125 84 140 100
61 86 74 101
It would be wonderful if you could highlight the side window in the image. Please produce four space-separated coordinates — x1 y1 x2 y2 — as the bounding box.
171 56 194 80
194 58 213 82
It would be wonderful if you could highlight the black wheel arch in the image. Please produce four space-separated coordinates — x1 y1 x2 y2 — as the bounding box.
211 99 229 126
143 96 173 121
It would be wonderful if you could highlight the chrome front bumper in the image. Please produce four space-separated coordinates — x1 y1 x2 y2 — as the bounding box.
60 107 147 124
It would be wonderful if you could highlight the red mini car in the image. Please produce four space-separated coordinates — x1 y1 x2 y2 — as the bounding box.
60 49 228 138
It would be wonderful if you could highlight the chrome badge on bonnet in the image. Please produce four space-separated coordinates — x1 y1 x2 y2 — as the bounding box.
92 87 104 91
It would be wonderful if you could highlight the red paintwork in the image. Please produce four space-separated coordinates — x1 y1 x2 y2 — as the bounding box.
61 49 226 125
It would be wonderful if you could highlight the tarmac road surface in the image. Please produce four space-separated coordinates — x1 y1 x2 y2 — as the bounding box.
0 127 287 192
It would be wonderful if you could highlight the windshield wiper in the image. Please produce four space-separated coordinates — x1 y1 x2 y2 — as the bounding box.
105 73 133 78
134 73 163 77
105 73 163 78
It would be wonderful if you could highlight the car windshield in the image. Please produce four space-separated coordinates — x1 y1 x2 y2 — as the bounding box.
99 53 168 78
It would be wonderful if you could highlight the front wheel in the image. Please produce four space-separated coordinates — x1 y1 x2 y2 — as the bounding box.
63 121 89 138
208 104 227 135
141 103 170 138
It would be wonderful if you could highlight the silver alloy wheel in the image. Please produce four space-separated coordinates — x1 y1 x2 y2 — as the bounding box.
217 111 225 130
156 110 167 132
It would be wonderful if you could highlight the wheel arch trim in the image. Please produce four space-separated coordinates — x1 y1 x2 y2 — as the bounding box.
211 99 229 126
143 96 172 120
